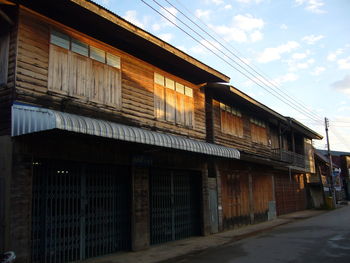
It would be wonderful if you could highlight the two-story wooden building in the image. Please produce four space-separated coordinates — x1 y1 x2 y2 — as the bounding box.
0 0 322 262
203 83 322 230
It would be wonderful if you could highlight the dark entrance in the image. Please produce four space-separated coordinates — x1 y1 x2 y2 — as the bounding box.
31 160 130 263
150 169 201 245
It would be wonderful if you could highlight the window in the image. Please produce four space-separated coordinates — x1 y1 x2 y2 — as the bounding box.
71 39 88 56
48 30 121 107
220 103 243 137
250 117 268 145
154 73 194 127
0 33 10 85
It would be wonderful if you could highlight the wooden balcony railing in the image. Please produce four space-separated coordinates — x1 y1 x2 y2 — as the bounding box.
271 149 306 168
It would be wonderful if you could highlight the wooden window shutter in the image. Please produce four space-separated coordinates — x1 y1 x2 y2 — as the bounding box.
221 109 227 134
106 66 121 106
176 92 185 125
0 33 10 85
165 88 176 122
184 95 194 127
90 61 106 102
154 83 165 120
68 52 89 97
48 45 69 93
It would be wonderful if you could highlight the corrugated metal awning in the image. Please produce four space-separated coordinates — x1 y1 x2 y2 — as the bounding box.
12 104 240 159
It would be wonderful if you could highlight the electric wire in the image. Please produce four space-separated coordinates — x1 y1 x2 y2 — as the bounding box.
141 0 323 123
169 0 324 122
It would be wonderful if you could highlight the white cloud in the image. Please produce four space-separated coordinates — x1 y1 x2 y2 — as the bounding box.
337 56 350 70
250 31 263 42
224 4 232 10
152 23 161 31
234 14 264 31
292 51 310 60
195 9 211 20
337 106 350 113
210 24 247 42
176 45 187 52
210 14 264 43
257 41 300 63
311 66 326 76
327 48 343 61
286 51 315 71
331 74 350 96
123 10 145 28
295 0 326 14
158 33 173 42
280 24 288 30
206 0 224 5
273 73 299 84
302 34 324 44
236 0 264 3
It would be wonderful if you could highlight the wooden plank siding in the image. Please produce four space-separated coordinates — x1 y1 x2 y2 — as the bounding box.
0 24 17 135
274 173 307 216
218 160 275 230
14 8 206 140
221 170 251 229
252 173 273 223
212 100 272 157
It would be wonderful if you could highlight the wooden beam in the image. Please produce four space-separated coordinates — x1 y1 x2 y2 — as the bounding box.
0 7 14 25
0 0 16 5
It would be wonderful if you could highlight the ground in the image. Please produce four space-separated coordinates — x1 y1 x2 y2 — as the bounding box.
165 206 350 263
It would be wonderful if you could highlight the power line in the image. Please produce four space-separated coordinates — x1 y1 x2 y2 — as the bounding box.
169 0 324 122
141 0 323 122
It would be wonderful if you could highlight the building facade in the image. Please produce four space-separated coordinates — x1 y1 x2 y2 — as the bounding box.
0 1 322 262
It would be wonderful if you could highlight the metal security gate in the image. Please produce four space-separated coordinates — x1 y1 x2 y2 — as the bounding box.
32 160 130 263
150 169 201 245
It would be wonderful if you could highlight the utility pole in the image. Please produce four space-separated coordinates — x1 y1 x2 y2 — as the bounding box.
325 117 336 207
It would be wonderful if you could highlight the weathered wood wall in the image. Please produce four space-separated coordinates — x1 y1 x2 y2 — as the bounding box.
221 169 250 229
14 8 206 140
274 173 307 215
0 25 17 136
212 100 273 157
252 173 273 222
217 160 274 230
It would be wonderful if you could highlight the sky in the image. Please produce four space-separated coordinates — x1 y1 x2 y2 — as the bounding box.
94 0 350 152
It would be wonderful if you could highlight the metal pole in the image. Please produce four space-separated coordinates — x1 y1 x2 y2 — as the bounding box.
325 117 336 207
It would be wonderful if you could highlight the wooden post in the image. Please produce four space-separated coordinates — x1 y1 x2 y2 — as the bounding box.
131 167 150 251
248 169 254 224
201 162 211 236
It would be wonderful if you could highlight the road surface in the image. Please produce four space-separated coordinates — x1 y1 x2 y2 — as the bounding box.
168 206 350 263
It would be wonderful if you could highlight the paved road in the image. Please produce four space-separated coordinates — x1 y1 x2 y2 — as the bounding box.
170 206 350 263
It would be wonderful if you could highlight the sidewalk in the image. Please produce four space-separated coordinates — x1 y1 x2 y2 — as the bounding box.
83 209 327 263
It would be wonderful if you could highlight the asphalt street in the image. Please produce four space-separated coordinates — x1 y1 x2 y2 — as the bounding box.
167 206 350 263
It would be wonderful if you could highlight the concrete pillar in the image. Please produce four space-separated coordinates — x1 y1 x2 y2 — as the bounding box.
131 167 150 251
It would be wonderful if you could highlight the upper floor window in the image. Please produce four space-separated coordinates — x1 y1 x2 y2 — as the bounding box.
0 33 10 85
250 117 268 145
220 103 243 138
154 73 194 127
48 30 121 107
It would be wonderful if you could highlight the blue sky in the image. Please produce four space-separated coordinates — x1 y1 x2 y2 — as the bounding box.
95 0 350 152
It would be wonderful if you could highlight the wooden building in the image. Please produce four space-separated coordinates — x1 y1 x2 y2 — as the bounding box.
203 83 322 228
0 1 322 262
